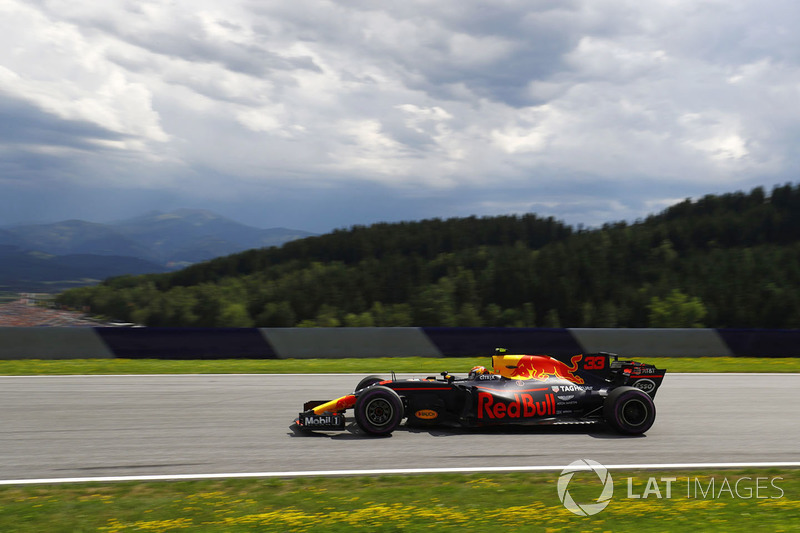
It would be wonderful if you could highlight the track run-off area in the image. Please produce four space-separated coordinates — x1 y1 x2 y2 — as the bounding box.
1 373 799 484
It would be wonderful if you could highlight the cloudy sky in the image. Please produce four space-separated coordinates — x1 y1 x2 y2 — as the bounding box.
1 0 798 233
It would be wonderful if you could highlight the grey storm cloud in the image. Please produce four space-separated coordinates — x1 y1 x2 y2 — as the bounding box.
0 94 124 150
1 0 799 230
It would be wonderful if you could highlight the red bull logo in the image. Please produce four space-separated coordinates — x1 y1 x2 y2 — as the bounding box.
477 392 556 419
494 354 585 384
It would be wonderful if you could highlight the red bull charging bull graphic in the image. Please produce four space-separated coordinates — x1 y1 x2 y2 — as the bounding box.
493 354 585 384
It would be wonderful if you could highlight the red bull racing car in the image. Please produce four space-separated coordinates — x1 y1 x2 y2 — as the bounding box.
293 350 666 436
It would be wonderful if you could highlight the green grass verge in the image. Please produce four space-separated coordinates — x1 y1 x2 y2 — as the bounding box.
0 469 797 532
0 356 799 375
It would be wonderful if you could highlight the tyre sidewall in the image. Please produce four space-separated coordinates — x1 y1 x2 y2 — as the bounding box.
604 386 656 435
354 375 385 392
355 386 404 436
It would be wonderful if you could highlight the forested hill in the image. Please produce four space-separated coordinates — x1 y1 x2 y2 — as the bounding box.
56 184 800 329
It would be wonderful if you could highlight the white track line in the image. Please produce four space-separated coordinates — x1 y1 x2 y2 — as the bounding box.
3 462 800 485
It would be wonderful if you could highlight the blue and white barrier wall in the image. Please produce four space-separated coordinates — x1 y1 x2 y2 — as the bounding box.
0 327 798 359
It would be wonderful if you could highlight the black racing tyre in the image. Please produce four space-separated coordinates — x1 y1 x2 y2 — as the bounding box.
354 375 385 392
354 386 404 436
603 386 656 435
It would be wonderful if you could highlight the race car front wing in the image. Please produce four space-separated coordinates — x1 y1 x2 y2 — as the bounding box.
296 412 346 430
294 397 355 431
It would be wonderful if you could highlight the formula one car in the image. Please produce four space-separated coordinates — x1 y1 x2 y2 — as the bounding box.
293 350 666 436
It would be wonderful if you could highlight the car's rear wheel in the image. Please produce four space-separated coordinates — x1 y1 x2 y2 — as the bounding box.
354 386 404 436
603 386 656 435
354 375 385 392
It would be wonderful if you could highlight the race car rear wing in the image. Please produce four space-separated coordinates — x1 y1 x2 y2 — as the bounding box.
607 355 666 398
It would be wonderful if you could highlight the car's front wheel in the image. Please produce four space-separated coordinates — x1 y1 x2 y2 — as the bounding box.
354 375 384 392
603 386 656 435
354 386 404 436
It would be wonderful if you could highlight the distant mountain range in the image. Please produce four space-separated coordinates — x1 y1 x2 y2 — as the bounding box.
0 209 315 292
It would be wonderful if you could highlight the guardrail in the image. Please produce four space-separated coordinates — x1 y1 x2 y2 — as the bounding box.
0 327 798 360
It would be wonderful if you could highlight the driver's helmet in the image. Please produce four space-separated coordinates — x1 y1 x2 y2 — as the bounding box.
469 365 491 379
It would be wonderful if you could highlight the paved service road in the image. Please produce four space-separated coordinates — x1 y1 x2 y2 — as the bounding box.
0 373 798 481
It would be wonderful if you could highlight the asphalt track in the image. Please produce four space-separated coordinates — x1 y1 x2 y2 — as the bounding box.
1 373 799 483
